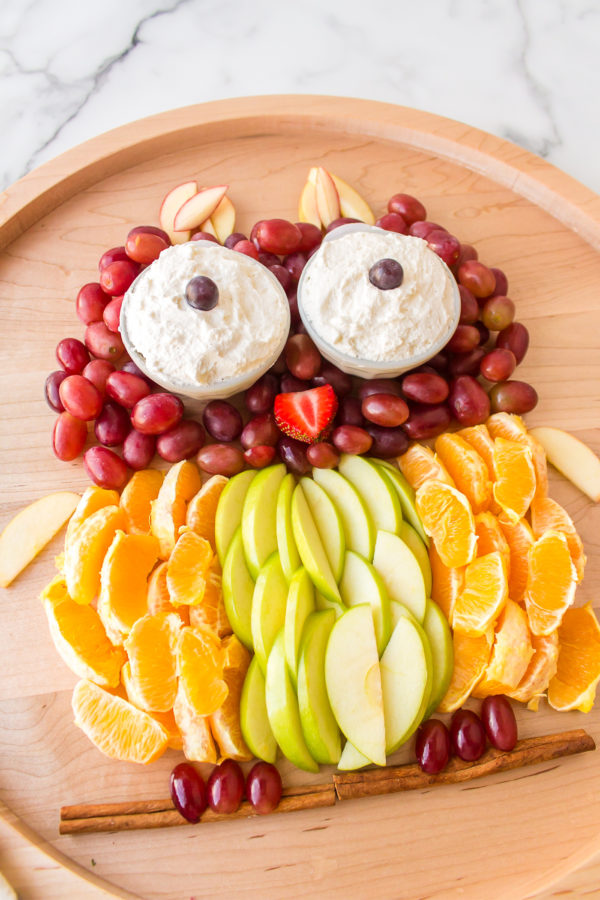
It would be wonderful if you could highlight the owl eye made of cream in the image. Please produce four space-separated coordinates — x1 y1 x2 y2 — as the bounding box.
368 258 404 290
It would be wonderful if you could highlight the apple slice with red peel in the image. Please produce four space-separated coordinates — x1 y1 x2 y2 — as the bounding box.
315 167 341 228
330 173 375 225
298 179 321 228
198 216 219 239
529 426 600 502
173 185 228 232
159 181 197 244
208 195 236 244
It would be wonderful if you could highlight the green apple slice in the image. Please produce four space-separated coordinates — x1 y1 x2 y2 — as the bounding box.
312 468 375 559
297 610 341 765
291 484 342 605
374 461 429 546
390 599 418 630
240 654 277 763
300 477 345 581
338 454 402 537
276 472 301 582
251 552 288 673
222 527 254 650
421 599 454 721
242 463 286 578
265 629 319 772
381 615 432 754
399 521 432 597
372 530 426 623
340 550 391 655
325 604 386 766
315 591 345 617
284 567 315 688
337 740 371 771
215 469 257 565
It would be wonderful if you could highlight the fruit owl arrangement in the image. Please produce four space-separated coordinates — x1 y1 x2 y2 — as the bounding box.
1 165 599 830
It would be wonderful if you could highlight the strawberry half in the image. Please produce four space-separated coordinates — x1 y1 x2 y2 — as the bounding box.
274 384 338 444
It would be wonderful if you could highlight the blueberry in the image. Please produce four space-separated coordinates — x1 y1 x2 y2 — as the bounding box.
368 258 404 290
185 276 219 311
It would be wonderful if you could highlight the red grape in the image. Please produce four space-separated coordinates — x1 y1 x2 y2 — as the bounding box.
120 360 155 387
409 220 445 239
481 695 518 751
131 393 184 435
415 719 450 774
358 378 402 400
325 217 360 233
306 441 340 469
245 373 278 414
269 264 292 292
448 376 490 426
83 359 115 396
287 288 300 326
76 282 111 325
285 334 321 381
170 762 207 823
450 709 486 761
365 424 408 458
361 393 409 427
489 380 538 414
243 445 277 468
283 252 307 282
427 351 449 372
206 759 245 814
335 395 364 428
224 232 247 249
98 246 128 271
45 370 67 412
125 229 169 265
375 212 408 234
401 372 449 405
122 428 156 469
295 222 322 253
94 401 131 446
496 322 529 364
427 230 461 267
85 321 125 360
277 435 310 475
279 372 307 393
458 285 479 325
403 403 452 440
258 251 280 268
332 425 373 455
99 259 140 296
156 420 205 462
59 375 103 421
197 443 244 476
190 231 219 244
83 446 128 490
56 338 90 375
490 267 509 297
233 239 259 260
246 761 282 814
458 260 496 298
127 224 170 244
254 219 302 256
447 347 486 378
387 193 426 225
202 400 243 442
311 362 352 398
474 321 491 346
446 325 480 354
52 412 87 461
479 348 516 382
455 243 478 269
105 371 150 409
103 295 124 333
240 413 280 449
481 296 515 331
270 350 287 375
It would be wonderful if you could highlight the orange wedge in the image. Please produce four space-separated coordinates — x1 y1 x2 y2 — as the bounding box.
492 437 536 523
508 631 559 708
530 495 586 582
438 627 494 713
474 512 510 571
471 600 534 698
525 530 577 636
173 681 218 763
42 576 125 688
124 612 182 712
209 634 252 760
150 460 202 559
398 444 455 490
498 517 534 604
66 486 120 547
177 625 228 716
120 661 182 749
167 530 214 607
548 605 600 712
120 469 164 534
72 679 169 763
429 543 464 621
415 481 477 568
97 531 159 637
435 433 492 513
64 505 126 605
188 557 232 638
487 412 548 498
452 551 508 635
186 475 228 550
458 424 496 479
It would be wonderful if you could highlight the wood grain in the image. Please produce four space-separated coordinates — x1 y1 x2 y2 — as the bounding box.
0 96 599 900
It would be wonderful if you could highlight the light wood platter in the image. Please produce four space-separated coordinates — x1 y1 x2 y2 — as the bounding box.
0 96 599 900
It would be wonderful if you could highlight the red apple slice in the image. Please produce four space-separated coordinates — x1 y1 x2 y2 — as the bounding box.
315 167 341 228
159 181 198 244
173 185 228 232
207 195 236 244
330 173 375 225
298 179 321 228
198 216 219 239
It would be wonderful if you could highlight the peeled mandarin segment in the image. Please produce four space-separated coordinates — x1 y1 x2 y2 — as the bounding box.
492 437 536 524
42 576 125 688
150 460 202 559
121 660 184 749
457 425 496 479
434 433 492 514
398 444 455 491
452 551 508 636
185 475 229 550
97 531 160 637
209 634 253 760
416 480 477 569
486 412 548 499
167 530 214 607
173 681 218 763
147 561 173 614
530 495 586 582
429 542 464 621
64 505 126 605
72 679 169 764
177 626 228 716
471 600 534 698
498 517 534 604
120 469 164 535
65 486 119 548
474 512 511 572
438 627 494 713
525 530 577 636
508 631 559 705
548 604 600 712
188 557 232 639
124 612 182 712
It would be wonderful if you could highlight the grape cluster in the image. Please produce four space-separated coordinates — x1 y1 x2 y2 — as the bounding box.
170 759 281 822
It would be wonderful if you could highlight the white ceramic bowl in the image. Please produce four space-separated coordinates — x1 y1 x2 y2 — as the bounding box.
297 223 461 379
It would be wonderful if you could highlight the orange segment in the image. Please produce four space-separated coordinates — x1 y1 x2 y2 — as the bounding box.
525 530 577 636
458 425 496 479
508 631 559 707
498 518 534 604
177 625 228 716
492 437 536 523
398 444 455 491
66 486 120 547
124 612 182 712
150 460 202 559
42 576 125 688
147 561 189 624
64 505 126 605
167 530 214 607
120 469 164 534
487 412 548 498
188 557 232 638
434 433 492 513
97 531 160 637
173 681 218 763
186 475 229 549
530 495 586 582
452 551 508 635
415 481 477 568
429 543 464 621
471 600 534 697
209 634 252 760
72 679 169 764
548 605 600 712
438 628 494 713
474 512 510 571
121 662 183 749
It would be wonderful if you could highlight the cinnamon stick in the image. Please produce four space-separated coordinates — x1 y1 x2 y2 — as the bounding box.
333 729 595 800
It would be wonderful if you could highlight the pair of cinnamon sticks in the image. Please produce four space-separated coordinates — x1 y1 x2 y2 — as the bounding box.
59 728 594 835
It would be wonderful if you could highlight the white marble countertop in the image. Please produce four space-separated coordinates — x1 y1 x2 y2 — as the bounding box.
1 0 598 195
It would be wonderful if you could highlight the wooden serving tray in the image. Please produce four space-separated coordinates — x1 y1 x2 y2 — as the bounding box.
0 96 599 900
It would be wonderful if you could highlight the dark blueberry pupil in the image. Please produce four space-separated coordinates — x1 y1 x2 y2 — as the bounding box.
369 258 404 290
185 276 219 311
